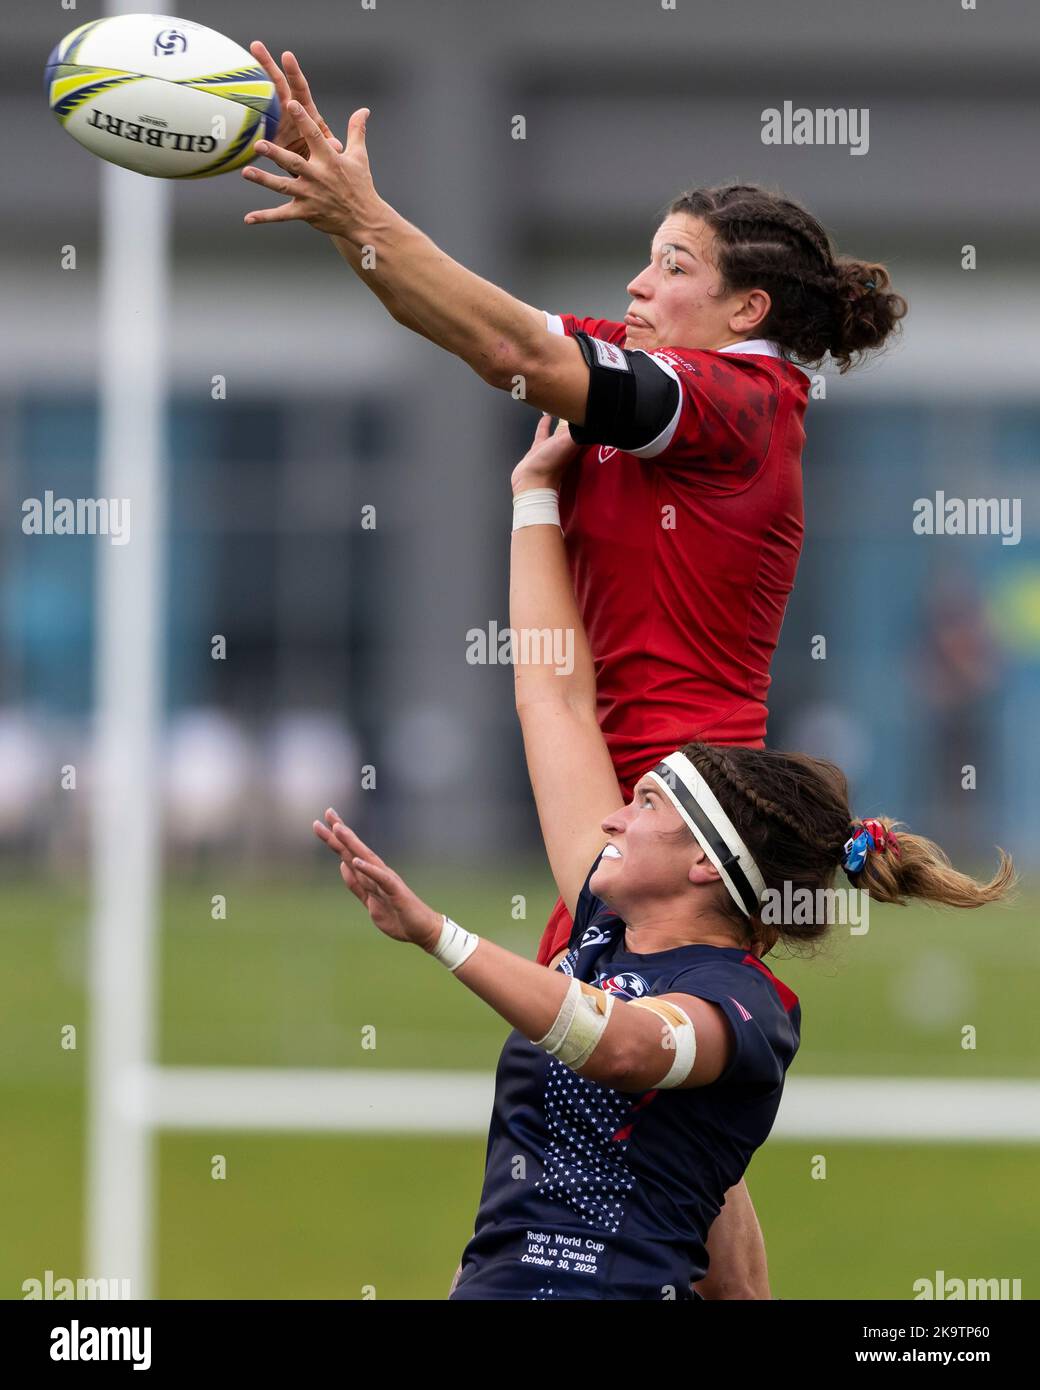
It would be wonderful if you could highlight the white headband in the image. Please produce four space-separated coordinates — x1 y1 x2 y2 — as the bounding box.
646 751 767 917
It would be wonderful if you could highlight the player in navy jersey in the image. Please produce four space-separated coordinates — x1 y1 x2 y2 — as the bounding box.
312 416 1012 1301
243 47 908 976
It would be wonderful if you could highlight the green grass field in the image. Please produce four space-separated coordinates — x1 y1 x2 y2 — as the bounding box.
3 865 1038 1299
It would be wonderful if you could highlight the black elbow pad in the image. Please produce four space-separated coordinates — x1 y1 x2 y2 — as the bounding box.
568 333 681 454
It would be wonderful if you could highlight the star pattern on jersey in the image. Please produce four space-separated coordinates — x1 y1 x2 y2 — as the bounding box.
535 1058 636 1234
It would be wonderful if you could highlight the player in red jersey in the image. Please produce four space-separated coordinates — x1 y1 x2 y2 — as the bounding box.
241 51 907 971
540 310 810 961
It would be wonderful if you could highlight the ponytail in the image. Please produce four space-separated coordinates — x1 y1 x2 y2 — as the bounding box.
829 259 908 374
842 816 1016 909
678 743 1016 953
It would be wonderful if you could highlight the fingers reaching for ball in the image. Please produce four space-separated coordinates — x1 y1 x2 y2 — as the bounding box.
249 41 344 158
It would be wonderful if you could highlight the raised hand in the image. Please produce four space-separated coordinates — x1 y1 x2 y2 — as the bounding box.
511 412 579 496
313 809 443 950
242 100 383 236
250 42 344 159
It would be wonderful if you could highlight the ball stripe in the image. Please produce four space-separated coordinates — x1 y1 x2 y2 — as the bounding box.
174 67 277 118
59 18 107 65
51 73 145 123
174 65 269 87
186 107 263 179
50 66 135 104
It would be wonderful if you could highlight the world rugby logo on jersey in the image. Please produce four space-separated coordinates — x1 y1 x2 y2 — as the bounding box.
154 28 188 57
578 923 612 950
598 972 649 998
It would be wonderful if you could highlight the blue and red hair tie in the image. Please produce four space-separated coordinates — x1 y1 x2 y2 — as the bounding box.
843 818 900 874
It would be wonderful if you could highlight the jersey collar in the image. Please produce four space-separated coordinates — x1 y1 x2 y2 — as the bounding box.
718 338 780 357
719 338 813 378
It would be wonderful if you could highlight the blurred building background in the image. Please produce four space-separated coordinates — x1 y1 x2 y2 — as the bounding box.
3 0 1038 870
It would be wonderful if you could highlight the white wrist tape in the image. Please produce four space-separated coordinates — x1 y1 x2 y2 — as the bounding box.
431 915 479 971
629 997 697 1088
533 977 614 1070
512 488 561 531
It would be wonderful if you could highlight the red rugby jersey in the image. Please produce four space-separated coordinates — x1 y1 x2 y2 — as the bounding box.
534 312 809 964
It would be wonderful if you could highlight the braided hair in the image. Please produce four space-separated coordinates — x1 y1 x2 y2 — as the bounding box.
678 742 1014 953
666 184 908 373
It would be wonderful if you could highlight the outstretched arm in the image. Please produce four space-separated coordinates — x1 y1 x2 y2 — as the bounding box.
242 55 591 419
508 417 626 919
312 813 734 1091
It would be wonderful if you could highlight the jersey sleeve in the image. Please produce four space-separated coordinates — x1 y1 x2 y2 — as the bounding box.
630 348 782 487
664 960 791 1088
544 316 784 486
544 311 627 345
545 313 683 454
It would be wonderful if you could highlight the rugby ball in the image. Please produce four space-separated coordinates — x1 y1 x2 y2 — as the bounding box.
45 13 279 179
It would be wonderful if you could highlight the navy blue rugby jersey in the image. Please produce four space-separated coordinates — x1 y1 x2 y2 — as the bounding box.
449 853 801 1301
